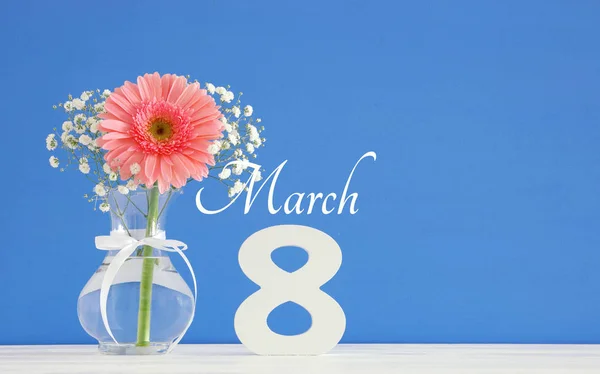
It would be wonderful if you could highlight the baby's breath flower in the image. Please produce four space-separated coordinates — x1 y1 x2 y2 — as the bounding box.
206 83 216 94
64 101 74 112
86 116 98 127
109 172 118 181
89 121 99 133
232 180 244 194
117 185 129 195
80 91 90 101
99 202 110 213
232 163 243 175
248 125 259 142
126 179 138 191
244 105 253 117
62 121 73 132
103 163 112 174
218 168 231 179
232 106 241 118
256 118 262 123
240 158 250 170
49 156 59 168
228 130 240 146
79 163 90 174
46 134 57 151
74 113 86 124
72 98 85 110
246 143 255 154
208 141 221 155
253 170 263 181
221 91 234 103
215 86 226 95
94 184 107 197
130 163 141 175
88 139 98 151
74 123 86 134
64 135 78 149
79 134 92 146
102 89 111 98
94 102 105 113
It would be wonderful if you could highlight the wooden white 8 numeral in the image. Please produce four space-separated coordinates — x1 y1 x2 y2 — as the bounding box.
234 225 346 355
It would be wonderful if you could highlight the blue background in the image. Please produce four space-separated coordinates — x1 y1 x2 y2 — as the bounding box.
1 0 599 344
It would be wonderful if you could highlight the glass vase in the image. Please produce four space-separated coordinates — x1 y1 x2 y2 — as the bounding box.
77 187 194 355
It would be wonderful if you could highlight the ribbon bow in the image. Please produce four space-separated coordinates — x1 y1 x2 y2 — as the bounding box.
95 233 197 353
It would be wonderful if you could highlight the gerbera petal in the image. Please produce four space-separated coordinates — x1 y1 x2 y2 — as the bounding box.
171 168 187 189
174 82 200 109
180 154 201 177
110 88 137 115
161 74 174 99
107 144 135 165
157 158 171 194
137 74 154 101
104 100 133 123
190 112 223 126
101 132 132 141
150 72 162 99
187 139 211 153
102 138 136 151
160 158 172 185
187 150 213 165
191 120 223 138
187 94 214 114
166 76 187 103
143 154 159 186
121 81 142 105
191 163 209 181
170 153 192 178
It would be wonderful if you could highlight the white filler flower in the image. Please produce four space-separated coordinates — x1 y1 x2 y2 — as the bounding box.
218 168 231 180
99 202 110 213
79 163 90 174
94 184 107 197
130 163 141 175
206 83 216 94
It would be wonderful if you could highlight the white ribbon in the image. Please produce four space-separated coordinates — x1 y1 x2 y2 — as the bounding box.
95 233 197 353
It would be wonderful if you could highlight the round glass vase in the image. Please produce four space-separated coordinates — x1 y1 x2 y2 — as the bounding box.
77 187 193 355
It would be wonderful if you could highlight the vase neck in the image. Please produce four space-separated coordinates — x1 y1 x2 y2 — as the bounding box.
107 188 176 236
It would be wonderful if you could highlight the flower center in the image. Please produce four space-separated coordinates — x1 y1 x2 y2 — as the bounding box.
148 118 173 141
132 100 193 155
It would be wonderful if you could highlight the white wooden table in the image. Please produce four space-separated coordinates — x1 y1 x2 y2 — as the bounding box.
0 344 599 373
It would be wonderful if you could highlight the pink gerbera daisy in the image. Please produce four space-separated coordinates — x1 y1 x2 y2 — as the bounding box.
97 72 223 193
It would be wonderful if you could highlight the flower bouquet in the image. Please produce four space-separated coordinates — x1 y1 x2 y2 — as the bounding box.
46 73 265 355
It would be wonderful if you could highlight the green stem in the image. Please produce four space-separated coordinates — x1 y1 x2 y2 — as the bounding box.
136 184 160 347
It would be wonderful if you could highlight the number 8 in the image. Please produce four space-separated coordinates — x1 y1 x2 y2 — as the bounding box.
234 225 346 355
